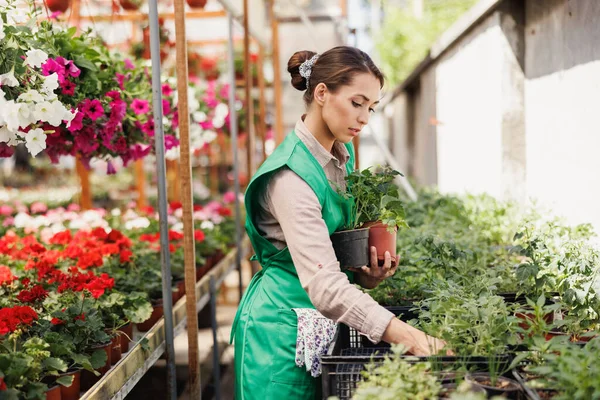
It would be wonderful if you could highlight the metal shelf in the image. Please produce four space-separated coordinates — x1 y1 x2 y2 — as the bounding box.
80 236 251 400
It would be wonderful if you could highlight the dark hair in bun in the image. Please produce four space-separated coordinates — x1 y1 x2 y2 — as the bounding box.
287 46 384 106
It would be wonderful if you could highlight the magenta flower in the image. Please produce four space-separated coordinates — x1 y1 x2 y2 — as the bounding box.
164 134 179 150
131 99 150 115
61 80 76 96
106 90 121 101
67 110 84 132
162 83 173 97
223 191 236 204
113 136 127 153
0 143 15 158
49 11 62 20
109 99 127 123
203 94 218 109
67 62 81 78
81 99 104 121
162 99 171 115
141 120 154 137
41 58 65 77
200 120 214 130
106 161 117 175
124 59 135 70
220 84 231 99
115 73 126 90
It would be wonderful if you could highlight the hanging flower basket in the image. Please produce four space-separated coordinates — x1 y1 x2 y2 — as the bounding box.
186 0 207 8
119 0 142 11
45 0 70 13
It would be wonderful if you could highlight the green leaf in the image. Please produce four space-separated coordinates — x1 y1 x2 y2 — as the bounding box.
43 357 68 373
74 56 98 71
56 375 75 387
89 349 107 370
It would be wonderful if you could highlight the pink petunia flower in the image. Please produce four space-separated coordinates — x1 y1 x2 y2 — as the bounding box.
67 110 84 132
106 161 117 175
106 90 121 101
61 80 76 96
131 99 150 115
141 120 154 137
41 58 65 77
164 135 179 150
162 99 171 115
115 73 126 90
81 99 104 121
0 205 13 216
124 59 135 70
162 83 173 97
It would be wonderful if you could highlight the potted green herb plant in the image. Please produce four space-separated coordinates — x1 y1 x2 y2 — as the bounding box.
333 166 408 269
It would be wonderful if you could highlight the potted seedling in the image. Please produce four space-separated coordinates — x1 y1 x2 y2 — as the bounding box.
333 166 408 269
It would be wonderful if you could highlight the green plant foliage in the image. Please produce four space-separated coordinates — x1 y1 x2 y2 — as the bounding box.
375 0 478 86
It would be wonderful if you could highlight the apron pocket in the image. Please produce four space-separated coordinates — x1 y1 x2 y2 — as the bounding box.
270 309 316 387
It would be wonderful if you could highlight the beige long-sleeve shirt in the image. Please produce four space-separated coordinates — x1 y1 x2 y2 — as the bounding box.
255 117 394 343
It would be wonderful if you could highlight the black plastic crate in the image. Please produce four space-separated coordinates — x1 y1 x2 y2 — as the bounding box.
321 306 514 399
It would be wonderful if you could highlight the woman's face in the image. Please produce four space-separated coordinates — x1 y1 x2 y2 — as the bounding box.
319 72 381 144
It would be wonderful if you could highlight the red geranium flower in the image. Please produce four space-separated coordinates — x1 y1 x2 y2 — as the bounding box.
194 230 205 243
0 265 14 285
17 285 48 303
0 376 6 390
119 249 133 263
49 230 72 245
168 231 184 241
51 317 64 325
217 206 233 217
0 305 38 335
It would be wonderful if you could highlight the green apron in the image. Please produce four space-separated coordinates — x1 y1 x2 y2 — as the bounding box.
231 131 356 400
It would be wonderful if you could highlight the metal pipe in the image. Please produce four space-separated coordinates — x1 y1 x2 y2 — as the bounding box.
209 276 221 400
147 0 177 397
227 12 244 302
365 124 418 201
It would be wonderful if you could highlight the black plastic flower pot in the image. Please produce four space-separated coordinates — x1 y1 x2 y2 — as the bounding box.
330 228 369 270
465 373 523 399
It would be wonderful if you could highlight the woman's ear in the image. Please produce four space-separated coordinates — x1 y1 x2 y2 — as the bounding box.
313 83 328 107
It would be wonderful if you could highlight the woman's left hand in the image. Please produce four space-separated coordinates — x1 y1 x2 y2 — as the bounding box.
349 246 398 289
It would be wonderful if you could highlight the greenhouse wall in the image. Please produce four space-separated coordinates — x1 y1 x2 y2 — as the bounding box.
387 0 600 232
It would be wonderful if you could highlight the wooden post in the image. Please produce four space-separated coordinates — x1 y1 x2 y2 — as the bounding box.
135 159 146 209
257 43 268 163
172 0 200 396
76 158 92 210
243 0 256 177
269 0 284 146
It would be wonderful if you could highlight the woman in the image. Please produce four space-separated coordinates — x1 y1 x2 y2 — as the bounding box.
231 46 446 399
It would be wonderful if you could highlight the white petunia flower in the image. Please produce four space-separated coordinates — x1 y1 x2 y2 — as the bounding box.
42 73 59 95
33 101 54 125
0 126 17 144
18 90 44 103
165 146 180 160
111 208 121 217
0 16 5 41
192 111 207 122
25 128 46 157
214 103 229 119
3 101 33 132
0 71 18 87
203 130 217 143
212 117 225 129
24 49 48 69
63 108 76 125
7 8 27 24
49 101 68 126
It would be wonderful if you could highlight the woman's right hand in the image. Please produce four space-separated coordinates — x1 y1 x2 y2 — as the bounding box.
382 318 451 356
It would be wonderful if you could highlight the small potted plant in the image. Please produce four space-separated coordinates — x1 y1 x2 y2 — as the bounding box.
333 166 408 269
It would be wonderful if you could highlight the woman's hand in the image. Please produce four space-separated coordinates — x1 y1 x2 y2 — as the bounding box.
349 246 398 289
